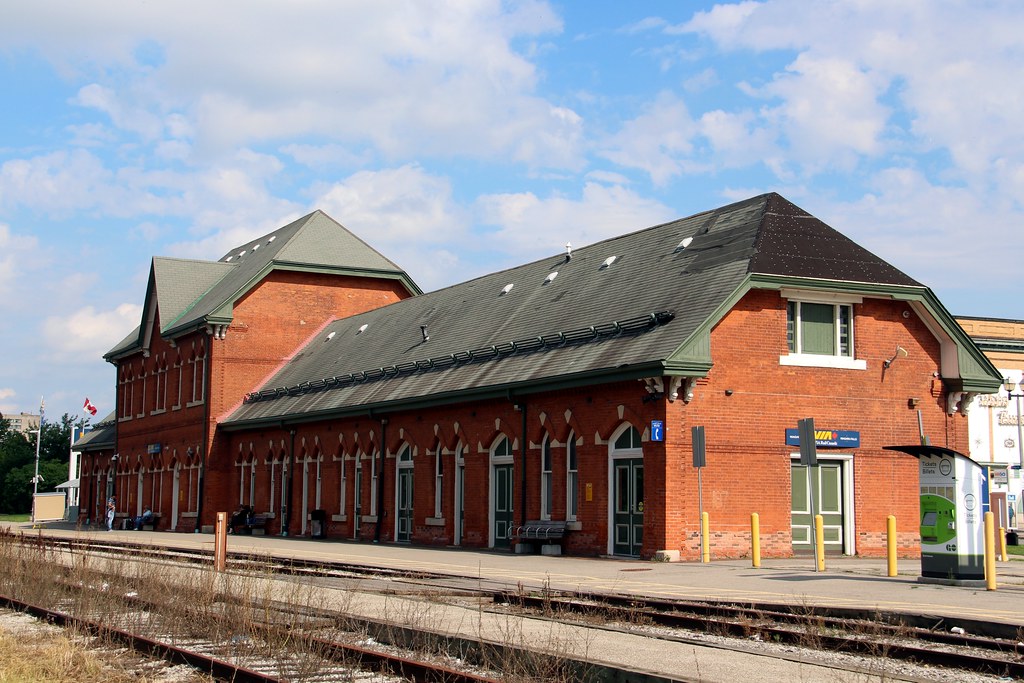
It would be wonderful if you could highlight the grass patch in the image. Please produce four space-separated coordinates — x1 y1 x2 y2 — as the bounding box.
0 514 29 523
1006 543 1024 557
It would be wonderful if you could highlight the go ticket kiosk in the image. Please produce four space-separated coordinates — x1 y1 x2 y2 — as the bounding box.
884 445 986 583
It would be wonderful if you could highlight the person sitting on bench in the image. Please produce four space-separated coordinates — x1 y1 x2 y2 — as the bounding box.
229 505 252 534
133 507 154 530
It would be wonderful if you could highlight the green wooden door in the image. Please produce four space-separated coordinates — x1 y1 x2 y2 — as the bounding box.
791 462 844 553
613 458 644 556
493 464 514 548
397 467 413 542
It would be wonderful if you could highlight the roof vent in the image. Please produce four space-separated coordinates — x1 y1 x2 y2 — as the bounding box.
238 250 246 258
225 256 233 262
420 325 429 342
675 237 693 252
252 243 260 251
325 331 335 342
600 255 618 269
357 324 368 334
565 242 572 261
544 271 558 284
501 283 514 295
268 235 276 243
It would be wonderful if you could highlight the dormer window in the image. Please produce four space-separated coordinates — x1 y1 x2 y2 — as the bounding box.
788 301 851 357
780 291 866 370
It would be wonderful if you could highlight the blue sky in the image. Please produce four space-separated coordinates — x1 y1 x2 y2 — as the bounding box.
1 1 1021 422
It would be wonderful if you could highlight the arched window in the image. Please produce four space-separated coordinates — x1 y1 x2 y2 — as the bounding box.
567 432 578 522
540 434 553 520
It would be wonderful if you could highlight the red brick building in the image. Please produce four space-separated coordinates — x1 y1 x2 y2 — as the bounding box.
79 194 1001 560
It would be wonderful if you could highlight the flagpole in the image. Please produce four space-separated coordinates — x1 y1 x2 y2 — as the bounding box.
31 397 43 525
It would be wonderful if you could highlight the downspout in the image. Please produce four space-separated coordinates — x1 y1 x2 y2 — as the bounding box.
375 417 388 542
194 333 213 533
282 427 296 536
519 400 527 527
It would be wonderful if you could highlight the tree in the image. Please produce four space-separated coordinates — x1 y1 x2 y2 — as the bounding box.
0 412 88 514
0 419 33 513
2 460 68 514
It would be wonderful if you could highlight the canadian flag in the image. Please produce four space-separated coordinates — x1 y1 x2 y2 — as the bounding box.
83 397 98 416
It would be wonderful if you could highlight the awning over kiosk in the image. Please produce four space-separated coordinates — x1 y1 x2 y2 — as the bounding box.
883 445 965 459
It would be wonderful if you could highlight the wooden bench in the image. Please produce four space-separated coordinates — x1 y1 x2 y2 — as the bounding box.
512 520 570 554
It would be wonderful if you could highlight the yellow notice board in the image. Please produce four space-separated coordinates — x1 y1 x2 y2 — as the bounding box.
33 492 66 523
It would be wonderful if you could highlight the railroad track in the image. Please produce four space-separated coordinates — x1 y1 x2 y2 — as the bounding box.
7 531 1024 682
497 590 1024 679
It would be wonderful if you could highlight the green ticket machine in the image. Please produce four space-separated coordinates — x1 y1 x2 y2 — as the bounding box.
884 445 986 583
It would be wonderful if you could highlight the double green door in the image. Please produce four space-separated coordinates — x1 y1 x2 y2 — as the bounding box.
613 458 644 556
791 462 844 552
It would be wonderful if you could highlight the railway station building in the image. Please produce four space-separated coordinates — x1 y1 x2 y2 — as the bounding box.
78 193 1002 560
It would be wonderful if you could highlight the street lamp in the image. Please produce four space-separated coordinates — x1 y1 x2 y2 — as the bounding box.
1005 377 1024 470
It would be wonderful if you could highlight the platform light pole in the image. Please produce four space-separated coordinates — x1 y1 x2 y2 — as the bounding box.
1006 377 1024 470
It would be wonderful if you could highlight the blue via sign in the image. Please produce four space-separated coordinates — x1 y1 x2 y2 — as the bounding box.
651 420 665 442
785 429 860 449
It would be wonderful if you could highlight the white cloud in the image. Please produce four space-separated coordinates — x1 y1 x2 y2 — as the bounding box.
674 0 1024 187
475 181 677 258
1 1 580 169
598 92 699 185
42 303 143 363
312 165 468 244
0 225 40 299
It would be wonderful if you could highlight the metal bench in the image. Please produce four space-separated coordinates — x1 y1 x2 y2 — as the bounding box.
512 521 570 554
245 514 271 535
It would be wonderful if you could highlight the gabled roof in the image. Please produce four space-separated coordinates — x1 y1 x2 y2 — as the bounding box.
105 211 420 361
224 192 1001 430
73 411 116 452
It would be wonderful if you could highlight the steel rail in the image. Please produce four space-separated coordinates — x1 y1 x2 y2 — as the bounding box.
498 592 1024 678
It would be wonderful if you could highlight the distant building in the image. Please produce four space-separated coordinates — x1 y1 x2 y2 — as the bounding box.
2 412 40 436
78 195 1002 559
956 316 1024 529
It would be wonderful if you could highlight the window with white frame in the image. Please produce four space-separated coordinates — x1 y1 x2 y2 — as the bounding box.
781 292 866 370
153 355 167 413
567 433 578 521
338 451 347 515
189 341 206 405
172 352 183 410
369 451 378 516
354 456 363 517
434 450 444 518
138 364 148 417
541 435 553 520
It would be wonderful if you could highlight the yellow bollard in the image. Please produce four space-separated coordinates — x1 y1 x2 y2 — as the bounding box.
984 512 996 591
701 511 710 563
999 526 1008 562
814 514 825 572
886 515 897 577
751 512 761 568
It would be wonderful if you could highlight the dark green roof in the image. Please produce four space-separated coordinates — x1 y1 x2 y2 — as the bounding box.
73 411 116 452
225 193 999 429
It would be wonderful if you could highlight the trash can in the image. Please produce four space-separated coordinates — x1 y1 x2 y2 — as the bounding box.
1007 530 1019 546
310 509 327 539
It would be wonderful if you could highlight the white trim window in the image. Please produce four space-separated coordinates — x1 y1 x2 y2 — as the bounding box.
566 433 578 522
433 450 444 518
370 451 378 516
338 452 347 516
540 435 553 520
781 292 866 370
